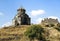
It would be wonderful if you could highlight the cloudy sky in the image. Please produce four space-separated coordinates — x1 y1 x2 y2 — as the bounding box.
0 0 60 27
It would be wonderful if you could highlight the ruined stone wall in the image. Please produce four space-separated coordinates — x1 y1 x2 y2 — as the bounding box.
41 18 59 26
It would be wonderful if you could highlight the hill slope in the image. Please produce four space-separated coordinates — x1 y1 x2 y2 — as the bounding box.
0 25 30 41
0 25 60 41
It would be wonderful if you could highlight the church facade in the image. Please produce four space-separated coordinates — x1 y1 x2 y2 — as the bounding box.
12 7 31 26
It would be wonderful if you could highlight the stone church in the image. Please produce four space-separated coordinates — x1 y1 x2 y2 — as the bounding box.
12 7 31 26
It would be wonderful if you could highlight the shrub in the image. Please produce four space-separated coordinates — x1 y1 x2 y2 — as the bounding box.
50 24 54 27
57 23 60 27
24 25 46 41
55 27 60 31
45 25 49 27
45 24 55 27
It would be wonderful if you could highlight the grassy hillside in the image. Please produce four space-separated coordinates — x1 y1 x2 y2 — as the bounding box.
0 25 30 41
0 25 60 41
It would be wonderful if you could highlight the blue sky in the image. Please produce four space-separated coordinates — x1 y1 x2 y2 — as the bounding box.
0 0 60 27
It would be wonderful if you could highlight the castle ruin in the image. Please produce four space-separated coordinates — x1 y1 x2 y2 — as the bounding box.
41 18 59 26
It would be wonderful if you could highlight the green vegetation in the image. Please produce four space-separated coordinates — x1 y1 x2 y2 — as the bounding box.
50 24 55 27
45 24 55 27
24 25 46 41
57 23 60 27
45 24 49 27
55 27 60 31
0 25 60 41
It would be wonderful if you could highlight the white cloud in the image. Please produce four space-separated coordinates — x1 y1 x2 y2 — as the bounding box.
33 18 43 24
30 9 46 24
2 21 12 27
30 10 45 16
0 12 4 16
36 18 43 24
48 16 59 19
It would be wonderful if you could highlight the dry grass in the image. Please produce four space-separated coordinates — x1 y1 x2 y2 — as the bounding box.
0 25 30 41
0 25 60 41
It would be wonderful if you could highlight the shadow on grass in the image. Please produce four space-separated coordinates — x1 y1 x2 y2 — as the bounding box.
55 27 60 31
